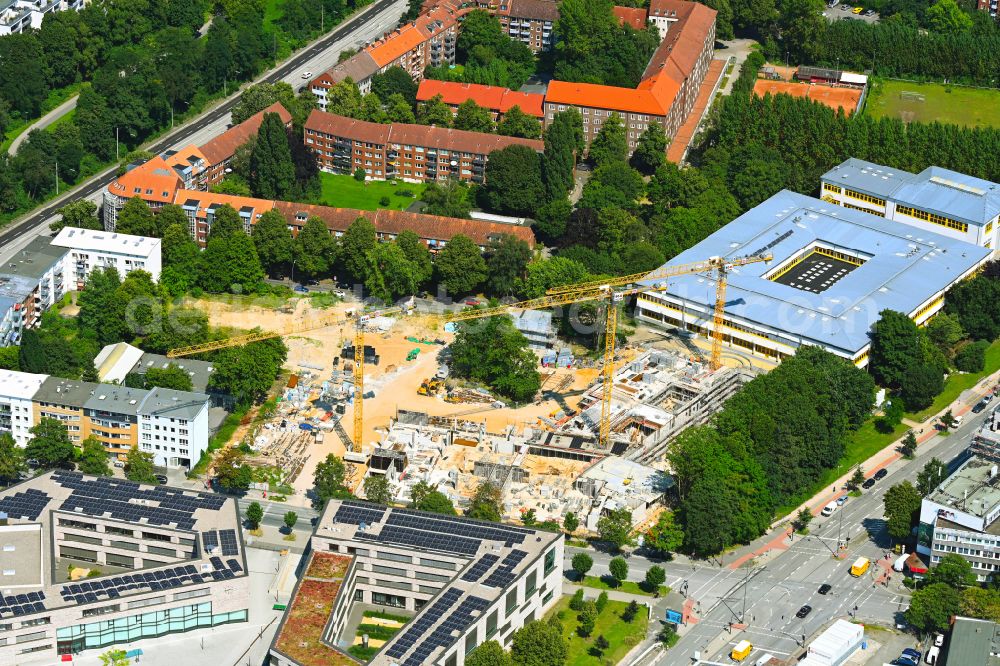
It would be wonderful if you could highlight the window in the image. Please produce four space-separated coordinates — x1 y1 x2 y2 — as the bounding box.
506 589 518 615
372 564 407 577
544 548 556 574
843 188 885 207
415 571 451 583
486 610 498 638
419 558 454 570
465 629 478 654
896 205 969 233
82 605 120 618
173 588 210 601
525 570 537 596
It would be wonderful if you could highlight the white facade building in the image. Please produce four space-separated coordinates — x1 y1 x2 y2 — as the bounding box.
0 369 47 445
51 227 162 289
138 387 211 469
0 0 85 36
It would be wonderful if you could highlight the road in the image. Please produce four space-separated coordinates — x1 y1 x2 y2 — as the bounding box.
650 395 993 666
0 0 407 265
7 94 80 156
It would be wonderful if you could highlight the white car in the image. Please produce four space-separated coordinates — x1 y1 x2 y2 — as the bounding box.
934 633 945 647
301 71 313 79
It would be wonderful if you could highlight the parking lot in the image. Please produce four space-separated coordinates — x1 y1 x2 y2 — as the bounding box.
823 2 880 23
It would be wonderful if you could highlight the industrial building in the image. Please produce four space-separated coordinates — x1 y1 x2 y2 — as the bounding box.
269 500 563 666
636 189 991 367
0 471 248 662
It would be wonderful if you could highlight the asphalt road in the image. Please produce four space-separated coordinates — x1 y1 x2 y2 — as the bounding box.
653 384 995 666
0 0 406 260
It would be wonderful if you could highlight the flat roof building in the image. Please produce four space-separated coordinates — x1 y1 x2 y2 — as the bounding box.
944 617 1000 666
0 471 248 661
0 235 68 346
636 189 991 366
51 226 162 287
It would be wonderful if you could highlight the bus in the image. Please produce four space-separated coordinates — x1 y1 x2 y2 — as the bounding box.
850 557 870 577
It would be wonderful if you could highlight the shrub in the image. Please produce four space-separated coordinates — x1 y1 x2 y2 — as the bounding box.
569 588 585 611
378 196 391 206
955 340 989 373
394 189 415 197
596 591 608 613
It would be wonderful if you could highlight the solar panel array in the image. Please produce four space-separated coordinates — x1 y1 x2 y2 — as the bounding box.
333 501 387 526
482 550 528 588
386 510 529 547
0 591 46 618
460 553 500 583
58 558 244 606
219 529 239 556
52 472 226 531
357 525 480 556
386 588 462 659
0 488 51 521
399 595 489 666
202 530 219 552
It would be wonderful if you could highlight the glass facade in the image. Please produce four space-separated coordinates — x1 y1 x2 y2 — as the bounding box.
55 602 247 655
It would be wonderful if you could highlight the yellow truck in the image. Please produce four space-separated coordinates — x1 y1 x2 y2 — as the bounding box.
850 556 870 577
731 640 753 662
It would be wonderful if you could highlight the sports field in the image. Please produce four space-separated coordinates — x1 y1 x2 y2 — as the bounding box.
753 79 862 115
865 79 1000 128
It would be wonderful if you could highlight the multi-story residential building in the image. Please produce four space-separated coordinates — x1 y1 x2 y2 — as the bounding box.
268 499 563 666
104 156 185 231
51 226 162 288
303 109 544 183
542 0 717 153
0 236 68 347
0 471 249 662
415 80 545 122
491 0 560 52
821 158 1000 253
176 190 275 246
137 387 212 469
0 0 84 36
0 369 47 446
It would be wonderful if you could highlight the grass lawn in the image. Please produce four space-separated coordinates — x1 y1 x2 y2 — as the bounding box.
317 173 426 211
908 340 1000 421
579 575 668 597
865 79 1000 128
546 595 648 665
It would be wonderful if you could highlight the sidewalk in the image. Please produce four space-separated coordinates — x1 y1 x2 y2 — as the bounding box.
7 94 79 155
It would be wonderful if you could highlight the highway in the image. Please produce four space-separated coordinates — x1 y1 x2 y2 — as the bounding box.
0 0 407 265
652 382 997 666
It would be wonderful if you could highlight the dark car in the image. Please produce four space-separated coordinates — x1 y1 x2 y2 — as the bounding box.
902 648 922 661
155 474 168 485
895 658 917 666
818 584 832 595
796 605 812 618
974 401 988 413
874 468 888 480
862 477 876 489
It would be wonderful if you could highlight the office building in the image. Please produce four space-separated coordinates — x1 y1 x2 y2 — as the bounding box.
635 189 990 367
0 471 248 661
415 80 545 122
269 499 563 666
303 109 544 183
821 158 1000 251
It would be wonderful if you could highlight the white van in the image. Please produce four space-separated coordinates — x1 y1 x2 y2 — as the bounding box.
821 502 837 517
926 646 940 664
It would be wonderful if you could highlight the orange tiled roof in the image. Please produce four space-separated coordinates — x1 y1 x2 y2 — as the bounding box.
107 157 183 204
164 145 208 170
199 102 292 165
642 1 716 82
415 80 545 117
613 6 648 29
172 190 275 219
368 24 429 67
545 80 671 116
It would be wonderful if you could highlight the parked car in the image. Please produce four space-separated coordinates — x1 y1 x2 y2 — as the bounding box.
896 657 918 666
933 633 945 647
463 297 483 306
864 8 876 14
154 474 168 485
862 477 876 489
294 285 309 293
901 648 922 664
818 584 832 595
837 496 848 507
974 400 988 413
113 461 125 468
796 605 812 618
301 71 313 79
852 5 863 12
874 468 888 480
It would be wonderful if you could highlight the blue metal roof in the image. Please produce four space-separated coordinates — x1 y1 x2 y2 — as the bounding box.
641 191 990 356
822 158 914 199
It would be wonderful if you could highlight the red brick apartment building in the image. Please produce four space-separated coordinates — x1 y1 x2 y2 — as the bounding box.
488 0 560 53
303 109 544 183
415 80 545 121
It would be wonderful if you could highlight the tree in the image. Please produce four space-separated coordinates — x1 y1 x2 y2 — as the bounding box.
116 197 159 237
386 93 417 123
569 588 585 611
900 431 918 459
961 587 1000 623
543 109 582 201
598 507 634 551
577 601 597 637
436 234 488 296
0 433 26 486
200 230 266 294
917 458 948 496
926 313 964 358
0 32 49 118
99 649 131 666
371 66 419 106
901 363 945 411
215 447 253 491
253 209 296 276
339 216 377 281
466 641 512 666
595 590 608 613
645 565 666 591
906 583 962 634
313 454 351 505
364 242 420 303
511 620 567 666
848 466 866 492
363 475 393 505
410 485 457 515
249 112 295 199
294 216 336 279
396 230 433 285
631 123 667 175
246 501 264 529
563 511 579 534
416 94 453 127
926 0 973 33
622 600 640 623
144 364 194 391
482 145 546 216
571 552 593 579
956 340 989 373
283 511 298 532
78 437 112 476
231 82 299 125
795 507 814 533
486 235 532 296
778 0 826 62
467 480 502 522
608 556 628 587
25 418 75 469
52 199 103 233
160 223 202 295
497 106 541 139
883 481 922 541
588 113 628 167
870 309 927 390
420 179 472 218
454 99 494 133
325 79 364 118
450 315 541 402
925 553 977 589
645 511 684 555
124 446 158 484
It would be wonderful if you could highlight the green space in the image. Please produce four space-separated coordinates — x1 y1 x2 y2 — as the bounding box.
264 0 287 29
865 79 1000 129
908 340 1000 421
545 596 648 665
1 82 85 153
347 610 408 661
317 173 426 211
579 576 668 598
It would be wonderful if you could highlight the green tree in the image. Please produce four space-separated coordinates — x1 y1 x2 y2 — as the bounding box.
608 556 628 586
955 340 989 373
207 204 244 242
482 145 546 216
497 106 541 139
645 565 666 591
364 242 420 303
917 458 948 497
450 315 541 402
631 123 667 175
900 431 918 459
294 216 336 279
906 583 962 633
436 234 488 295
577 600 597 637
416 94 453 127
420 179 472 218
0 433 26 486
409 481 458 515
0 347 17 371
98 649 131 666
883 481 921 541
363 475 393 505
588 113 628 167
486 234 532 296
52 199 103 233
283 511 298 531
78 437 112 476
200 230 266 294
144 364 194 391
208 338 287 408
926 313 964 358
25 418 75 469
901 362 945 411
848 466 866 491
116 197 159 237
563 511 579 534
161 223 202 295
253 209 296 276
778 0 827 62
517 257 590 299
961 587 1000 623
795 507 813 532
569 588 586 611
249 112 295 199
644 511 684 555
925 553 977 589
246 501 264 529
454 99 494 133
386 93 417 123
571 552 593 578
214 447 254 491
595 590 608 613
339 216 377 281
313 454 351 505
124 446 158 484
542 109 582 201
598 507 634 551
466 641 512 666
511 620 568 666
325 79 364 117
231 82 303 125
467 481 502 522
396 230 434 285
926 0 972 33
371 66 419 106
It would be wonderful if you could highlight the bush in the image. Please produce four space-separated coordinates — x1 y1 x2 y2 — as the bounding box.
394 189 415 197
569 588 585 611
595 591 608 613
378 196 391 206
955 340 989 373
